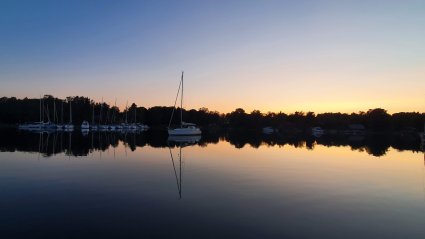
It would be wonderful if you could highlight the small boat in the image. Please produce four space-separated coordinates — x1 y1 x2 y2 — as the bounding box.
99 125 109 131
262 127 276 134
312 127 324 137
169 122 202 136
19 122 44 130
108 125 116 131
168 72 201 136
137 123 149 131
19 97 56 131
81 120 90 130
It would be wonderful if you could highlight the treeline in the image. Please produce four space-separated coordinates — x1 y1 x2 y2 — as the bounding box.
226 108 425 131
0 95 221 127
0 96 424 131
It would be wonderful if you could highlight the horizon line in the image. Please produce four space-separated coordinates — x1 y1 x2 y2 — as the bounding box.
1 95 424 115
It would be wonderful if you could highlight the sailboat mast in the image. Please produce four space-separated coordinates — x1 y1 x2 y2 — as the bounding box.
92 104 95 125
100 97 103 125
69 100 72 124
42 97 45 122
180 71 184 128
168 78 182 129
125 100 128 124
61 101 64 124
46 104 50 122
134 106 137 123
39 96 42 123
53 100 56 123
114 99 117 123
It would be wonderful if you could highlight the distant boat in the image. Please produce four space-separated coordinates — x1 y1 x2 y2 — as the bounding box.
131 105 149 131
109 125 116 131
137 123 149 131
262 127 276 134
312 127 324 137
81 120 90 130
99 125 109 131
168 72 201 136
19 96 56 131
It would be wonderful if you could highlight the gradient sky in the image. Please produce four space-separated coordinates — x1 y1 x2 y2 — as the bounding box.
1 0 424 113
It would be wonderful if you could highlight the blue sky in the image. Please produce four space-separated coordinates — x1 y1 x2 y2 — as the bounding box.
1 0 424 113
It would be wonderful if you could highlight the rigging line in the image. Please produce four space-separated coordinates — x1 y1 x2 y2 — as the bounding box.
168 77 182 128
180 71 184 127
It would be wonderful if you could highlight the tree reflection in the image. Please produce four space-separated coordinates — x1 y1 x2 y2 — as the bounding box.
0 128 423 157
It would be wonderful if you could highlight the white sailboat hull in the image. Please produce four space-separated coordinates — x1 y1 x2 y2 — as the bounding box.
81 121 90 129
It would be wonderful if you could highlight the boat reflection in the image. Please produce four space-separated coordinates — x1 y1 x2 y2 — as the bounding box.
167 135 200 199
168 146 183 199
168 135 201 145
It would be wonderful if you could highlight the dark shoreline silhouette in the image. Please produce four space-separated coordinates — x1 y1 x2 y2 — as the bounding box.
1 95 424 133
0 128 423 158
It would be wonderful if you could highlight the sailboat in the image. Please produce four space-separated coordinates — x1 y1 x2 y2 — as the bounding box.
19 96 55 131
90 104 98 130
168 72 201 136
19 96 44 131
98 99 109 131
63 99 74 131
56 101 65 130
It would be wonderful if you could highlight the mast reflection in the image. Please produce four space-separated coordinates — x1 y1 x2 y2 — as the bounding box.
167 135 201 199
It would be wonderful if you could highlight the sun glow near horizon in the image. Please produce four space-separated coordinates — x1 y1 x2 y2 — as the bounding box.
0 1 424 114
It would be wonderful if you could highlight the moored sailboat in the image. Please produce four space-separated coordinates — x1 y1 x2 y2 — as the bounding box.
168 72 201 136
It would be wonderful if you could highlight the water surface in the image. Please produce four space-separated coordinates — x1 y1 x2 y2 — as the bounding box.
0 130 424 238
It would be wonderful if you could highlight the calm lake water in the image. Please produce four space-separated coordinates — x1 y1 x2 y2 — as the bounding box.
0 129 424 238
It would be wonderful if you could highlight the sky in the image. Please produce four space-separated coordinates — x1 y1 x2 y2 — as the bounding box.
1 0 424 113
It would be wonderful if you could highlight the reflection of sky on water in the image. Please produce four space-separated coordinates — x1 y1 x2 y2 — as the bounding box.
0 136 424 238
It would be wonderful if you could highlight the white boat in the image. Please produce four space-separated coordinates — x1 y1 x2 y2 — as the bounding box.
99 125 109 131
19 122 44 130
43 121 57 129
81 120 90 130
129 124 137 130
137 123 149 131
64 124 74 131
312 127 324 137
168 72 201 136
169 123 201 135
109 125 116 131
262 127 275 134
